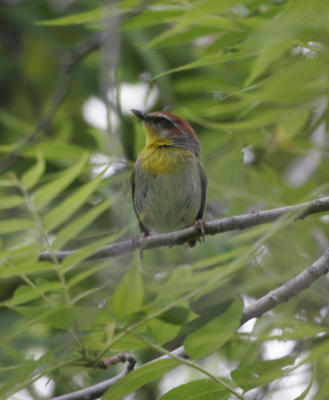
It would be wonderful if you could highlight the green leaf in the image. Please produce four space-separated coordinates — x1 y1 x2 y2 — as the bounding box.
43 171 104 231
0 196 24 210
184 297 243 359
24 141 85 161
144 0 242 49
53 199 112 250
0 110 32 133
0 179 15 187
67 261 110 289
246 38 295 85
2 280 62 307
231 356 295 391
14 305 72 329
36 6 126 26
147 319 181 345
109 333 147 351
112 255 144 319
158 379 229 400
36 8 101 26
0 360 42 399
21 152 45 190
124 8 183 30
153 52 244 80
158 306 190 325
0 243 40 263
103 359 178 400
62 232 124 272
0 261 53 279
33 153 88 210
6 305 67 338
0 219 33 234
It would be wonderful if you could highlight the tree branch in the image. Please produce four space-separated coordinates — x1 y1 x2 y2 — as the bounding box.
50 246 329 400
241 246 329 324
50 347 186 400
39 195 329 262
0 1 150 172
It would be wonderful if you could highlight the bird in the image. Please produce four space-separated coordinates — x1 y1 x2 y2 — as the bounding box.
130 109 207 246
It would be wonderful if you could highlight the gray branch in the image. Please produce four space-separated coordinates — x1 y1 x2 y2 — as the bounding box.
50 347 187 400
241 246 329 323
40 195 329 262
50 246 329 400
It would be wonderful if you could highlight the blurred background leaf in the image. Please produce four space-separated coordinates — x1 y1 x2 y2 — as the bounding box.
0 0 329 399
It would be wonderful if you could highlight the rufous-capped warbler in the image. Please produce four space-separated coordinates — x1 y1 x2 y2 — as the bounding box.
131 109 207 246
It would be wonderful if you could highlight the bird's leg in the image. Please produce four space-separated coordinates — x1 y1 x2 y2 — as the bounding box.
137 225 150 259
194 219 207 243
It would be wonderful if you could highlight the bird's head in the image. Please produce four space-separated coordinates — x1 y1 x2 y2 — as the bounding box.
132 109 200 156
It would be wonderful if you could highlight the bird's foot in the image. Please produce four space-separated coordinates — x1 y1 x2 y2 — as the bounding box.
132 231 148 259
194 219 207 244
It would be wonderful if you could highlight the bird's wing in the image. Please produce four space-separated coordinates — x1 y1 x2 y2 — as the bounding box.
130 167 150 236
196 161 207 220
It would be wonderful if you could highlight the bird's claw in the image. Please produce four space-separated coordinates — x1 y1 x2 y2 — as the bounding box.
132 232 148 259
194 219 206 243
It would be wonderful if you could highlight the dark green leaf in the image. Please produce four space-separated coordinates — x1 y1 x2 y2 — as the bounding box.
184 297 243 359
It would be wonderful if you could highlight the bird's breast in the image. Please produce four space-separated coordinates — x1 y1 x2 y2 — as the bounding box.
138 146 193 175
133 153 202 233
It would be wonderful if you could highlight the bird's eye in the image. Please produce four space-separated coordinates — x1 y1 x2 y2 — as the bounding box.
152 117 172 129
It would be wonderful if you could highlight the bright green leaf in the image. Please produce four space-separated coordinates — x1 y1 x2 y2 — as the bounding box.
147 318 181 344
21 152 45 190
0 261 53 279
0 196 24 210
0 219 33 234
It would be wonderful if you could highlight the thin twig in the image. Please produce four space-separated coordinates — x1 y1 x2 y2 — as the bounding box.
50 246 329 400
97 352 136 370
39 195 329 261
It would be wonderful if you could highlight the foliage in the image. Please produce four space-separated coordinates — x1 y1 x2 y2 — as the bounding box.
0 0 329 399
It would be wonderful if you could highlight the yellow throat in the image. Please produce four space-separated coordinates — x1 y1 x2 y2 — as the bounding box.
138 124 193 175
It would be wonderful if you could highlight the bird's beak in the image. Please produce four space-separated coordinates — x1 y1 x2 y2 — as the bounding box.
131 109 147 121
